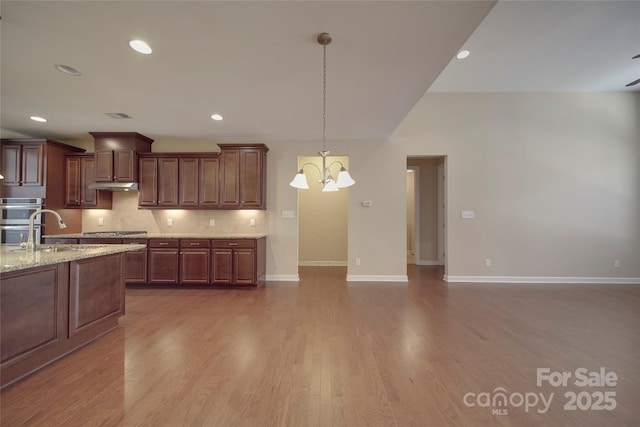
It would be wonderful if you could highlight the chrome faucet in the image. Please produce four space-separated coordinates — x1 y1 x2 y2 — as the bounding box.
26 209 67 252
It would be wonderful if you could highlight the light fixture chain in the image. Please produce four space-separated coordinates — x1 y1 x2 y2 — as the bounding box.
322 43 327 153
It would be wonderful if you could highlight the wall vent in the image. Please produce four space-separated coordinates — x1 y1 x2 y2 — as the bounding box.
105 112 132 119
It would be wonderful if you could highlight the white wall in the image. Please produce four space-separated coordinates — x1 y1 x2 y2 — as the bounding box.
393 92 640 282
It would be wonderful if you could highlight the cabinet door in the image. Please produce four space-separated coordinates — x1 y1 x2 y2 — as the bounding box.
179 158 199 207
211 249 233 284
148 249 179 283
114 149 135 182
80 157 98 207
239 149 264 208
138 158 158 206
180 249 210 284
65 157 81 207
94 150 113 182
21 145 45 187
220 149 240 208
199 157 219 207
234 249 256 285
0 144 21 186
158 158 178 206
125 249 148 283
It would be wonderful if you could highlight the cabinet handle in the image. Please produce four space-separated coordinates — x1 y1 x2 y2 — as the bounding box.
158 242 169 246
228 243 238 246
189 242 200 246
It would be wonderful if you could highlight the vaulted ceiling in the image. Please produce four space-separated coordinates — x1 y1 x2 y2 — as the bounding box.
1 1 638 143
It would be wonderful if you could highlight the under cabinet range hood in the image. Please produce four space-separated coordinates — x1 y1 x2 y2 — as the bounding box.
87 182 138 191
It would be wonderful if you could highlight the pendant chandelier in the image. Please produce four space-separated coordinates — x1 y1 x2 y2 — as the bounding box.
290 32 355 192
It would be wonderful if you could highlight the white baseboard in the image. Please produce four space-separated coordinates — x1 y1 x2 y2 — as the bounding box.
416 260 442 266
266 274 300 282
346 275 408 283
444 275 640 285
298 261 348 267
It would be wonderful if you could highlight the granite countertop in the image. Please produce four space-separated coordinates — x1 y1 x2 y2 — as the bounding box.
44 233 267 239
0 244 146 274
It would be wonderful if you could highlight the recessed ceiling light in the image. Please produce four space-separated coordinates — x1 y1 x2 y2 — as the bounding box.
456 50 471 60
129 40 152 55
30 116 47 123
54 64 82 76
211 114 223 121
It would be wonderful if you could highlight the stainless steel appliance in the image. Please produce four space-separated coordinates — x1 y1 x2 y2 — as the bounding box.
0 198 44 244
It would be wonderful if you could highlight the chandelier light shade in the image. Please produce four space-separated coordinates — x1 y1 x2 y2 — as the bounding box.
290 32 355 192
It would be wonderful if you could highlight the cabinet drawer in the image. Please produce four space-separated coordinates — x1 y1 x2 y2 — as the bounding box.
211 239 255 249
148 239 178 248
180 239 210 248
122 239 148 245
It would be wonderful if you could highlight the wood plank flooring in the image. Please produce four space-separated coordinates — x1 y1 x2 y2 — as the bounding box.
2 265 639 426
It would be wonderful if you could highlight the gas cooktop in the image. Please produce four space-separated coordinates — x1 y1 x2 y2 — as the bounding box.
82 231 147 237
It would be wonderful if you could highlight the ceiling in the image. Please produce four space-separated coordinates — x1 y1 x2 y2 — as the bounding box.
1 1 638 144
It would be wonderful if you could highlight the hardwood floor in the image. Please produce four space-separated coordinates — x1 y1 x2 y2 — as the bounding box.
2 265 639 426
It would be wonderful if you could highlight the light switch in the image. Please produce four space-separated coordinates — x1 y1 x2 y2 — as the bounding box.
209 218 215 226
362 200 372 207
461 210 475 219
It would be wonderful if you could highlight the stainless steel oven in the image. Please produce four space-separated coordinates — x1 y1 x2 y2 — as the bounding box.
0 198 44 244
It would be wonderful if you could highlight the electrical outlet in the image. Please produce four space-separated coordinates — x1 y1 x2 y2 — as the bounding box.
356 258 361 266
167 218 173 227
209 218 215 226
250 218 256 227
614 259 620 268
98 217 104 226
485 258 492 268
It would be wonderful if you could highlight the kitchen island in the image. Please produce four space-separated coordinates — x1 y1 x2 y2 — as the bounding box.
0 243 145 388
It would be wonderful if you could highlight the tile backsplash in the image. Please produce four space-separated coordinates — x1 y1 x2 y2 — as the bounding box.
82 192 266 234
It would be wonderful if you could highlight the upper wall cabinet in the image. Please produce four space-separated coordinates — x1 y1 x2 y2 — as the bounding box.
219 144 268 209
65 154 112 209
0 142 45 191
137 145 267 210
90 132 153 182
0 139 84 199
138 153 220 208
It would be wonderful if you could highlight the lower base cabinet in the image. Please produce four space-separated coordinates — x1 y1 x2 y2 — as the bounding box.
126 237 265 287
148 240 179 284
179 239 210 284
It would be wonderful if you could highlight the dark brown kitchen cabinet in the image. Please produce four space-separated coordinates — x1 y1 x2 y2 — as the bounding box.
179 239 210 284
148 239 179 284
199 156 219 207
90 132 153 183
94 149 136 182
158 158 179 206
65 155 112 209
179 158 198 206
211 238 266 287
138 157 158 206
123 239 148 284
137 154 179 207
219 144 268 209
0 142 44 189
138 153 221 208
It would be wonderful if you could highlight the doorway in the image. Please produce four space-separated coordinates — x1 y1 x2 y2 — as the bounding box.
297 155 349 266
406 156 446 267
